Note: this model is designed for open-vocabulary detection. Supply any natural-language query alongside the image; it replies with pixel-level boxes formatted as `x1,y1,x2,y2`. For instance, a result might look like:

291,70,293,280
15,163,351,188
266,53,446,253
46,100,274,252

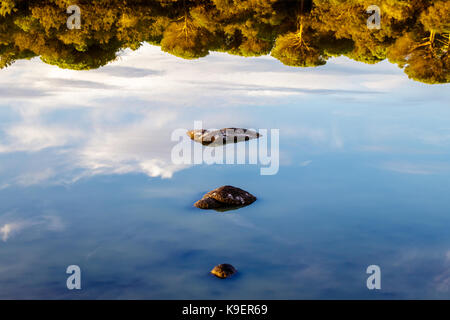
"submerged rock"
210,264,237,279
194,186,257,210
187,128,260,146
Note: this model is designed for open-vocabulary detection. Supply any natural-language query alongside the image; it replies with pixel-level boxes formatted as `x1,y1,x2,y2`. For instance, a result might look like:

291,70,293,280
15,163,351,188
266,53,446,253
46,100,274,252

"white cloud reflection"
0,222,24,241
0,215,64,242
380,161,450,175
0,44,449,187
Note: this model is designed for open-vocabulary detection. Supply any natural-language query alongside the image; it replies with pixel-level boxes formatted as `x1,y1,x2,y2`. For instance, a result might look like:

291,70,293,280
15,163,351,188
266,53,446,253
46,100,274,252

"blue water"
0,45,449,299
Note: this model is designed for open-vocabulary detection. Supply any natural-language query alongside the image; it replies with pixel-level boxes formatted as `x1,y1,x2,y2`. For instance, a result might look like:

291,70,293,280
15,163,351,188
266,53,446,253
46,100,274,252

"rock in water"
205,185,256,206
210,264,237,279
187,128,260,146
194,186,256,210
193,197,223,209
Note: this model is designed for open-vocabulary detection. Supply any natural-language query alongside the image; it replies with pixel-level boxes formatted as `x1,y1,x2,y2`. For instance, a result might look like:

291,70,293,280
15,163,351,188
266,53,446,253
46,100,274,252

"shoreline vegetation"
0,0,449,84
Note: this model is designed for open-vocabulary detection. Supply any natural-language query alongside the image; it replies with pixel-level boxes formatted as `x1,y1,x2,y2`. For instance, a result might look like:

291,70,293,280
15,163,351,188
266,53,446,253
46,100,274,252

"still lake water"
0,44,449,299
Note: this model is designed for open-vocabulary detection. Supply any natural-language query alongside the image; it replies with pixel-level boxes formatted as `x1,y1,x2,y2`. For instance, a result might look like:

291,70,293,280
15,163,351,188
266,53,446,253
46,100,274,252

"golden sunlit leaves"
0,0,448,83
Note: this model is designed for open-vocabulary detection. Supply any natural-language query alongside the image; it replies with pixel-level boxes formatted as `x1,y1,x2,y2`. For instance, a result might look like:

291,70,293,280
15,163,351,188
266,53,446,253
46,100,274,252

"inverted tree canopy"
0,0,449,84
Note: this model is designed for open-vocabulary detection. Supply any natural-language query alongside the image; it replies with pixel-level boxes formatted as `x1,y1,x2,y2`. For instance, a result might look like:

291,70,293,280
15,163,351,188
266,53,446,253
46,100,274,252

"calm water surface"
0,45,449,299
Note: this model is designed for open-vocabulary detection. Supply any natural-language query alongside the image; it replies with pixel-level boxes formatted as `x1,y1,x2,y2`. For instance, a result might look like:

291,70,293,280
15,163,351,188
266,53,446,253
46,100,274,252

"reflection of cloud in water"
0,222,25,241
0,86,50,98
217,214,295,246
0,108,190,185
0,44,448,187
76,110,189,179
380,161,450,175
299,160,312,167
43,78,119,90
0,215,64,242
0,125,84,153
434,251,450,293
94,66,164,78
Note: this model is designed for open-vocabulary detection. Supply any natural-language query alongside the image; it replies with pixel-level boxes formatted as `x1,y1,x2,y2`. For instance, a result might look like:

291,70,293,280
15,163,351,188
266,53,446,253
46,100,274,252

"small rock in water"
194,186,256,209
193,197,223,209
187,128,260,146
210,264,237,279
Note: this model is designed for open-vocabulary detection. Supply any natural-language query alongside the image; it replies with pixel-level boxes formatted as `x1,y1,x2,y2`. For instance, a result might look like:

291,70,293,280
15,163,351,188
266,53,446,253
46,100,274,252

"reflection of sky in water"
0,44,450,298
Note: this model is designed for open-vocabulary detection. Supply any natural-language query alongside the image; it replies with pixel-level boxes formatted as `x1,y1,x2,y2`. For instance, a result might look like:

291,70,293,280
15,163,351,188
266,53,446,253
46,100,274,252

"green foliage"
160,17,217,59
420,0,450,34
271,31,327,67
0,0,448,84
0,0,17,16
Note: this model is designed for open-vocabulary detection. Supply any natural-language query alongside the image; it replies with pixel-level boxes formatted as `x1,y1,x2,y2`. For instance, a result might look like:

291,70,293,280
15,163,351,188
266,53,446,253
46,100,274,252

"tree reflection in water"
0,0,448,84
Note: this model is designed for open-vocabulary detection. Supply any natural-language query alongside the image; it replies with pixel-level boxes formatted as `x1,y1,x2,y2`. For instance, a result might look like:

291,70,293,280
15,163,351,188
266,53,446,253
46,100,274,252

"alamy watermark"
66,265,81,290
366,5,381,30
64,264,381,291
171,121,279,175
366,265,381,290
65,4,379,31
67,5,81,30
